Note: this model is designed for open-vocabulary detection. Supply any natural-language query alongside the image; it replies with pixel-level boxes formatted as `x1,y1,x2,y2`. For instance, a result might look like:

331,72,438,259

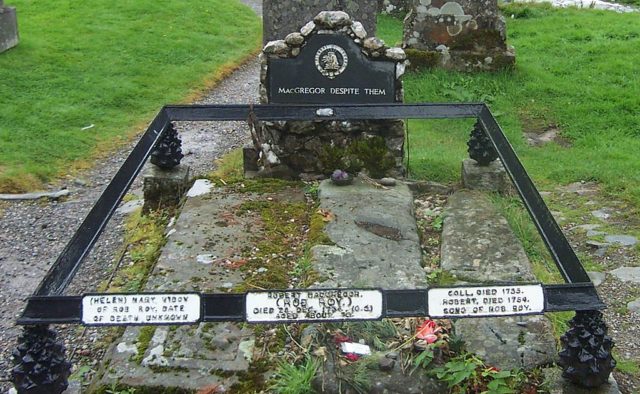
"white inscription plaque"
82,293,201,325
246,289,383,323
428,284,545,318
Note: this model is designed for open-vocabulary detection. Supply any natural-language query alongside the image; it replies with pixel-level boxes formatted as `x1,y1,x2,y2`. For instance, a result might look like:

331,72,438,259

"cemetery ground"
1,2,639,394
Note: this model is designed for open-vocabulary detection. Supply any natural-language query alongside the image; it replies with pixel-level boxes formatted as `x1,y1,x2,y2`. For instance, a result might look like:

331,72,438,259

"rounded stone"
285,32,304,46
379,177,397,186
313,11,351,29
364,37,385,51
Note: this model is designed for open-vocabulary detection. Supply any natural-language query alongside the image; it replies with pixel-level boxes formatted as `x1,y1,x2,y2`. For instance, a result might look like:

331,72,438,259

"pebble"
591,209,612,220
379,357,395,371
379,177,397,186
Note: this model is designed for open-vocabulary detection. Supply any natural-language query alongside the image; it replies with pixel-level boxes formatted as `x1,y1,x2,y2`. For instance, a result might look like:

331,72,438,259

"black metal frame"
12,103,614,392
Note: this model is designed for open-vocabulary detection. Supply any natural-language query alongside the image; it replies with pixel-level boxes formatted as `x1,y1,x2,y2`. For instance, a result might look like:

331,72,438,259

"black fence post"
559,310,616,388
11,325,71,394
467,120,498,166
150,122,184,169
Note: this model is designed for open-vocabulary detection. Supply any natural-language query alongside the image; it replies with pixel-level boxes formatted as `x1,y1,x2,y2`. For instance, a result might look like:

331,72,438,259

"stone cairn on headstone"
402,0,515,71
249,11,408,180
263,0,378,44
0,0,19,53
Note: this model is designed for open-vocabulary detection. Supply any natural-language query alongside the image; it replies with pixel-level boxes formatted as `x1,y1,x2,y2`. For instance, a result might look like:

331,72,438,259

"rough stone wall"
0,1,19,53
263,0,378,44
402,0,514,71
256,11,407,180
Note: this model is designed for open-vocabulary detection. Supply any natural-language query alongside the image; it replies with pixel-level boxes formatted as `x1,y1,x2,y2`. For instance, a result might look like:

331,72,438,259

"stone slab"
455,315,557,370
0,4,18,53
312,177,426,289
462,158,513,194
610,267,640,284
102,187,305,391
441,190,535,282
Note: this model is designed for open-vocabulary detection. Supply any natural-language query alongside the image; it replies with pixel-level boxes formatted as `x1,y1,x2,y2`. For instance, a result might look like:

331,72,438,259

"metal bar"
33,109,172,296
477,106,592,284
164,103,484,122
17,284,602,325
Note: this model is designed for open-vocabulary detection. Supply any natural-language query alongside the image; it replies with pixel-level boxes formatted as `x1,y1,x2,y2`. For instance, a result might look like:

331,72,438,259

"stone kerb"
0,0,19,53
253,11,408,180
402,0,515,71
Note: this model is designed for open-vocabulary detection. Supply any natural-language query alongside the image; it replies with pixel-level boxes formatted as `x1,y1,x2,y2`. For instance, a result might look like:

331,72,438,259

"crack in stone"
488,326,507,345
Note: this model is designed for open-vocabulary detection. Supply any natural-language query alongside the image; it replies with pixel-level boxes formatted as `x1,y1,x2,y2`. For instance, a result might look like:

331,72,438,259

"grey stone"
543,367,620,394
591,209,612,220
405,180,453,195
263,39,288,55
242,144,259,172
0,2,18,53
604,234,638,247
379,356,395,371
610,267,640,284
571,224,601,232
461,159,512,194
379,177,397,186
314,10,351,29
385,47,406,60
300,20,315,36
351,21,367,39
456,315,557,370
587,271,606,287
263,0,377,44
142,164,190,213
364,36,385,51
627,297,640,313
312,178,426,289
557,181,599,196
587,230,606,237
284,32,304,46
441,190,534,282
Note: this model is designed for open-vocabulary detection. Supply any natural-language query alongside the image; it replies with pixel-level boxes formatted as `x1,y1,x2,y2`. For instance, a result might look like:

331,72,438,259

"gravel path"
0,32,260,394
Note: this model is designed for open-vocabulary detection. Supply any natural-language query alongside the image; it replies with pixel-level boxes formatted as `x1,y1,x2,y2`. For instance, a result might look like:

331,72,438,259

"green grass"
0,0,260,192
380,5,640,206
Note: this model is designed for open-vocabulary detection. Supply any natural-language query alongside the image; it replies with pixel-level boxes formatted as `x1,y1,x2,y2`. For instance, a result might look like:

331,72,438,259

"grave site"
2,1,640,394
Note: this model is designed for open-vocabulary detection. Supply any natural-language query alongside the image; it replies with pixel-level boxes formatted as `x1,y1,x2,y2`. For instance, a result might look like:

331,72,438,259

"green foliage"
0,0,260,192
430,354,521,393
350,136,396,178
133,326,156,364
269,356,319,394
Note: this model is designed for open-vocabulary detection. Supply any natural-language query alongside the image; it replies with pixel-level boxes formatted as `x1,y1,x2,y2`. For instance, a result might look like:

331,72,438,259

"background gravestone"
253,11,408,180
402,0,515,71
0,0,19,53
263,0,378,44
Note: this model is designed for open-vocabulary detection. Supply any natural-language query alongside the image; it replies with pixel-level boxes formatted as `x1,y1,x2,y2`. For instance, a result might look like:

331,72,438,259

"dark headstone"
0,1,19,53
402,0,514,71
263,0,378,44
254,11,408,179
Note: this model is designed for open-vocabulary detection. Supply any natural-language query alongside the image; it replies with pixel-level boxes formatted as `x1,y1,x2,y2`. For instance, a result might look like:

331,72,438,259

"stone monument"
263,0,378,44
251,11,408,180
402,0,515,71
0,0,19,53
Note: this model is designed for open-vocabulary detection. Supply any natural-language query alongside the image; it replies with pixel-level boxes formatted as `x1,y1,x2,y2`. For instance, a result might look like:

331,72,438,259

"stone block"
461,158,512,194
242,144,259,172
0,2,19,53
263,0,377,44
402,0,515,71
142,164,190,213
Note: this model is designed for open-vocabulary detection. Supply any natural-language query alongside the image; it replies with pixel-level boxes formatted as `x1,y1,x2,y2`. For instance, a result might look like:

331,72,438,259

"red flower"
344,353,360,361
334,334,350,344
415,319,442,344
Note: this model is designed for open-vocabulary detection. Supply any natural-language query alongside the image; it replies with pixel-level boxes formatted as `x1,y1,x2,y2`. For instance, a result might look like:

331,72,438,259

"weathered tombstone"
402,0,515,71
0,0,19,53
252,11,408,180
263,0,378,44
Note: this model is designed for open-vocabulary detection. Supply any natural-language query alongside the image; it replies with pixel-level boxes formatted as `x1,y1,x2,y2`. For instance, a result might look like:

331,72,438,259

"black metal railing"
11,103,615,393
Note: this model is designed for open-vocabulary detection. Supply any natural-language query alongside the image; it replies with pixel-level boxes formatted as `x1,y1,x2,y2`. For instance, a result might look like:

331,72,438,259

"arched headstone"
252,11,408,180
0,0,19,53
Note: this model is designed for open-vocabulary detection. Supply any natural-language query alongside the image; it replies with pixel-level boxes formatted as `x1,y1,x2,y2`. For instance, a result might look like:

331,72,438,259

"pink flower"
334,334,350,345
344,353,360,361
415,319,442,344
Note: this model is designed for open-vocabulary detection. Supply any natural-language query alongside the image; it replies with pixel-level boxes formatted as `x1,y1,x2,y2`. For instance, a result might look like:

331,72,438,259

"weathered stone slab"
441,190,556,370
402,0,515,71
312,177,426,289
441,190,534,282
263,0,377,44
0,2,19,53
142,164,190,213
461,158,512,194
455,315,557,370
610,267,640,284
102,187,305,391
